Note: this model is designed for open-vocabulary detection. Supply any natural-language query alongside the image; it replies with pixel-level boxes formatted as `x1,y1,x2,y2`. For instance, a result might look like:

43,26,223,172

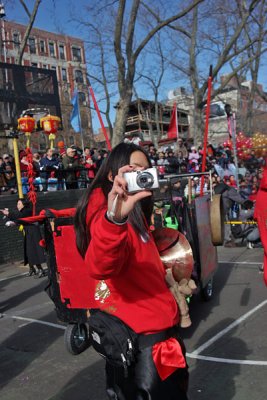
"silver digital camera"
124,167,159,193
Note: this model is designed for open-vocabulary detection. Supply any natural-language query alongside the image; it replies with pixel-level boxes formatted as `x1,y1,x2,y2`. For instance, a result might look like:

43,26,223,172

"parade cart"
154,171,223,301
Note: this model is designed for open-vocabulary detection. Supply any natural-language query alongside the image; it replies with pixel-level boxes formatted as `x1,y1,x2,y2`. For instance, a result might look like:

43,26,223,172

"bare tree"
167,0,264,144
112,0,204,146
17,0,42,65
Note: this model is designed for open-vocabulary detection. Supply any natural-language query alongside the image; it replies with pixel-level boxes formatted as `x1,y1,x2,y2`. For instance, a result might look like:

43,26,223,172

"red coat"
84,156,96,179
84,188,179,333
254,164,267,285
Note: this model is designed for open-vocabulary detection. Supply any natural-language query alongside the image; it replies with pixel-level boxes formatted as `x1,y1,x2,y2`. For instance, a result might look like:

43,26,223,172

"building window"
62,68,67,82
49,42,55,57
51,66,57,77
31,63,38,68
59,44,65,60
13,32,20,48
72,47,82,62
39,39,45,53
75,70,83,84
78,91,86,104
29,37,36,54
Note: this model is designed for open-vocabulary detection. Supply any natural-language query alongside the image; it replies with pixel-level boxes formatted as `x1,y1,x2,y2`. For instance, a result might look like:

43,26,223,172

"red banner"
167,103,178,139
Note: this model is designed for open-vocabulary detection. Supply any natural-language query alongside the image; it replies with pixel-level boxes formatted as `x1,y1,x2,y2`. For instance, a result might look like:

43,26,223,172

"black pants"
105,337,188,400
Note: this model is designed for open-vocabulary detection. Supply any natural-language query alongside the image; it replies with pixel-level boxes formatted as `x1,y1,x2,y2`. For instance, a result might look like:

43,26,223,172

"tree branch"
18,0,42,65
19,0,32,18
133,0,204,62
114,0,127,92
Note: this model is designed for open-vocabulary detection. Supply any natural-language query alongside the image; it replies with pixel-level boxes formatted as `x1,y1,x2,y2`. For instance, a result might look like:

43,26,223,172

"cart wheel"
210,194,224,246
64,323,90,355
201,278,213,301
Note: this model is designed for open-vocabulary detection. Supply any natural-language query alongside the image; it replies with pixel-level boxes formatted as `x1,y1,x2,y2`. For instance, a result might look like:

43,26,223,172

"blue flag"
70,90,81,133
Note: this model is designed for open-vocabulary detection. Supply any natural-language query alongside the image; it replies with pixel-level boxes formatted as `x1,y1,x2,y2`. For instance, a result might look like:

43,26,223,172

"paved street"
0,245,266,400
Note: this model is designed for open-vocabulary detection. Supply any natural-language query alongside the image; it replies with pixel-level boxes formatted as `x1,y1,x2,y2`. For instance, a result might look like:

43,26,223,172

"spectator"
166,150,179,174
83,147,96,185
214,181,252,247
2,165,17,193
156,152,169,178
188,146,200,164
2,154,12,170
0,199,46,278
148,144,158,166
40,148,59,190
62,147,80,189
176,138,188,158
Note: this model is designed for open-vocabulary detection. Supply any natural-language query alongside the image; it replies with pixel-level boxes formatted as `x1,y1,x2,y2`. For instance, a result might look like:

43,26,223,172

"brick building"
0,20,92,152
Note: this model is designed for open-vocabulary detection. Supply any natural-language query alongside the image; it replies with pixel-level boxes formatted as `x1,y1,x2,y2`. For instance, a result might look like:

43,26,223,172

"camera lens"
136,171,154,189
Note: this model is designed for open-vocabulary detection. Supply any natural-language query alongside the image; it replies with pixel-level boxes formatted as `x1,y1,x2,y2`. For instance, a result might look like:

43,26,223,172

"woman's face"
130,151,150,171
17,200,24,211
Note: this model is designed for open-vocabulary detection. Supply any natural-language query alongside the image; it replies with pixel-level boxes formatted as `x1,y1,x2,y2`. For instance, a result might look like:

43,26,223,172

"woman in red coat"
74,142,188,400
254,160,267,284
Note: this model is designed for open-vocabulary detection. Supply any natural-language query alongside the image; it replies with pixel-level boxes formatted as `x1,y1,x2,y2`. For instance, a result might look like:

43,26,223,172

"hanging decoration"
25,147,37,215
18,115,35,147
17,115,37,214
40,115,61,149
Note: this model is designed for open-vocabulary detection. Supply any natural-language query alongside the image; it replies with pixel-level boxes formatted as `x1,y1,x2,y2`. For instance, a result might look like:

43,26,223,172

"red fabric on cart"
53,225,96,308
19,215,47,224
39,208,76,218
19,208,76,224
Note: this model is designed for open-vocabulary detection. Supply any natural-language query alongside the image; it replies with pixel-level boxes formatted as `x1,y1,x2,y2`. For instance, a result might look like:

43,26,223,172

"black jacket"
8,207,46,266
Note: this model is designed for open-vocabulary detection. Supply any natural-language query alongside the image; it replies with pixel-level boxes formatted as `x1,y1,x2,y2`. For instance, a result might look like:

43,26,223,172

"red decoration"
18,116,35,133
25,147,37,216
40,115,60,135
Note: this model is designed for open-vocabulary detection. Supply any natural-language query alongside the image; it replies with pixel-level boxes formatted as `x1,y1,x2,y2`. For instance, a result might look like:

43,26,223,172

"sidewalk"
0,260,28,281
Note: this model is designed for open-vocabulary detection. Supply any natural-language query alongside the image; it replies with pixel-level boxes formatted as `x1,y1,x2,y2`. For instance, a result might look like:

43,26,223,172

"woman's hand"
107,165,152,222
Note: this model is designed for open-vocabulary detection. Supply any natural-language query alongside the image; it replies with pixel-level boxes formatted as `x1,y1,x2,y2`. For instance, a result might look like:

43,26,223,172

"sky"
3,0,267,131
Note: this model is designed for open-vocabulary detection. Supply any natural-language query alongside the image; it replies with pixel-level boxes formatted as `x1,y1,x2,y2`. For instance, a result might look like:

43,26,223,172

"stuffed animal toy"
165,268,197,328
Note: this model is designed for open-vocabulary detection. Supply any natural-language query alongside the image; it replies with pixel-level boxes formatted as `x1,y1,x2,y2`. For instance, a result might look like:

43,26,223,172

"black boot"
27,265,37,277
35,265,46,278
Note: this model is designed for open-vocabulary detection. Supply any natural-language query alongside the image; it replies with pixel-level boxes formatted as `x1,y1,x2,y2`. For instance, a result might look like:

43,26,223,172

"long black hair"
74,142,154,257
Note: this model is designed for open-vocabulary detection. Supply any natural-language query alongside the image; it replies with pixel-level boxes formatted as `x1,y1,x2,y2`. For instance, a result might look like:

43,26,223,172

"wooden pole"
200,65,213,196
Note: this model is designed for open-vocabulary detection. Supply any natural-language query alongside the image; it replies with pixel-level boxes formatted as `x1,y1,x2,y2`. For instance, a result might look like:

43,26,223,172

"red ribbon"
152,337,186,381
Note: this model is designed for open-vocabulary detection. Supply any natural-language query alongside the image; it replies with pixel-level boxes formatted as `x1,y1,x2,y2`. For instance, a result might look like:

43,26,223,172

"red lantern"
18,116,35,133
40,115,61,134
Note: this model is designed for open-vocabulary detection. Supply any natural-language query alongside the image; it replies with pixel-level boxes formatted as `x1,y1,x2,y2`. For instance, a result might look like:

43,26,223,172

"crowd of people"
0,146,109,194
0,138,264,196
